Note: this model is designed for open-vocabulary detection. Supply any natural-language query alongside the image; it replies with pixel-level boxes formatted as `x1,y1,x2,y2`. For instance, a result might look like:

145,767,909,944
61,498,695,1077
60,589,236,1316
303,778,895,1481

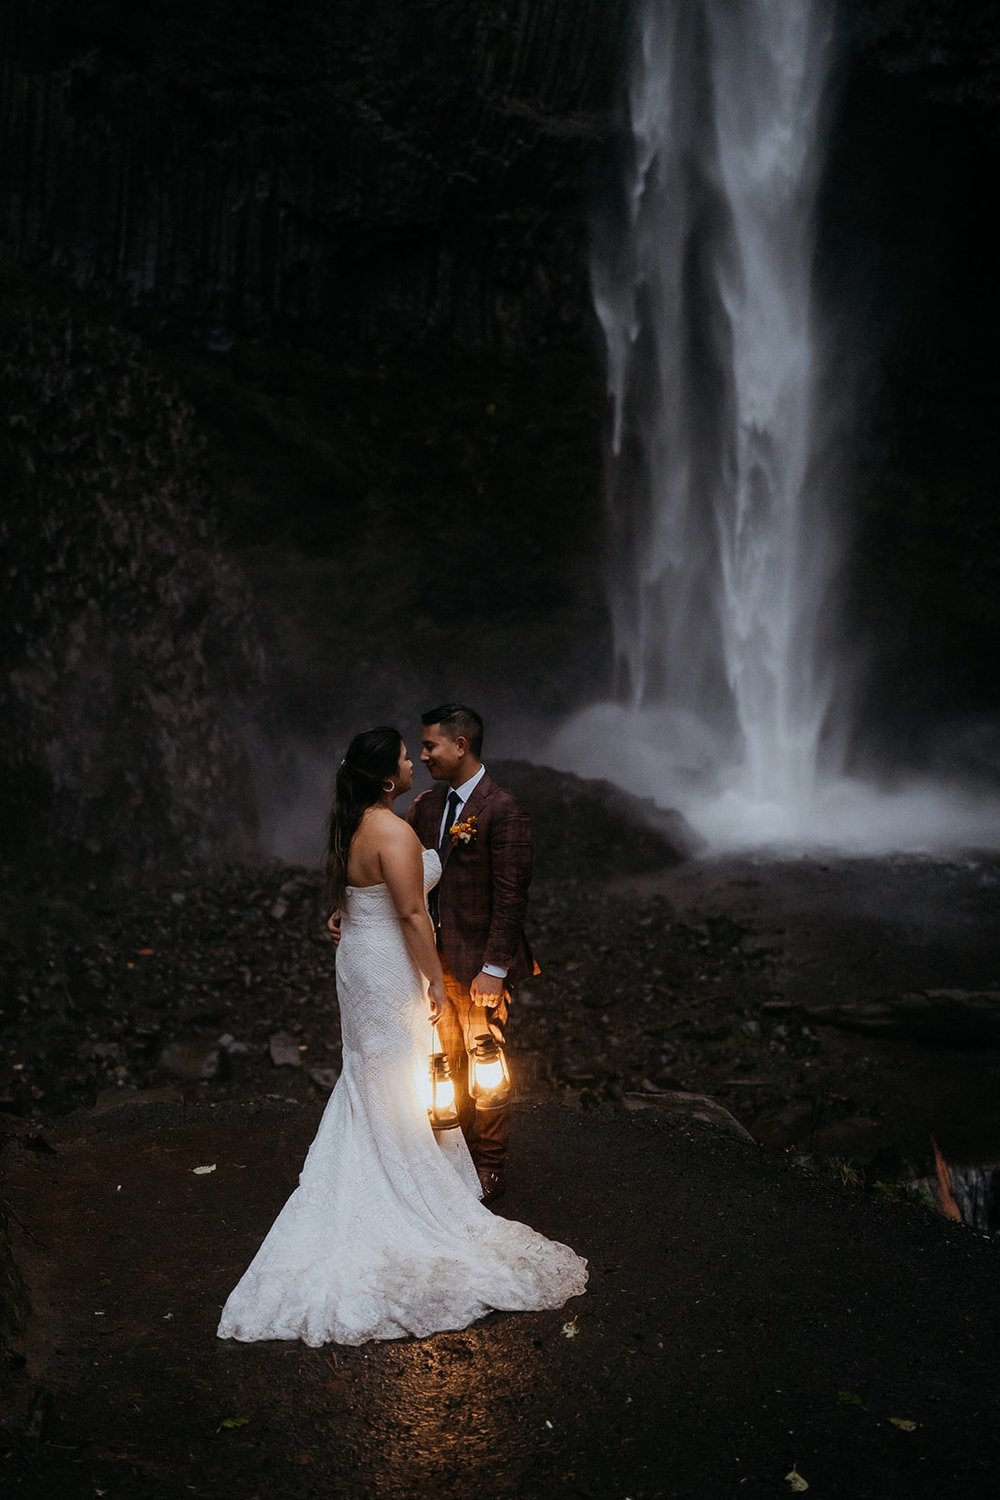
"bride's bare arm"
379,818,445,1021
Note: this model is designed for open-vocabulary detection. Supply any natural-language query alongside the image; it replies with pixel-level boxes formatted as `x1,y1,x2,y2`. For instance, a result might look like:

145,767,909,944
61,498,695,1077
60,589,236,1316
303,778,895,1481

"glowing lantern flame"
434,1074,456,1112
474,1058,505,1092
469,1033,512,1103
427,1051,460,1130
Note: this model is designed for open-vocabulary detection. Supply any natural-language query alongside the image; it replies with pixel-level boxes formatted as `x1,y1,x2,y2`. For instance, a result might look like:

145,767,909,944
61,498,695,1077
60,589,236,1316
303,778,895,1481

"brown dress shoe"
476,1167,506,1205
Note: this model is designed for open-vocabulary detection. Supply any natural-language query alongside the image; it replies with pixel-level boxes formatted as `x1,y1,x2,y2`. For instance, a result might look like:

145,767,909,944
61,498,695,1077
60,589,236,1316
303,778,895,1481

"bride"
217,725,587,1346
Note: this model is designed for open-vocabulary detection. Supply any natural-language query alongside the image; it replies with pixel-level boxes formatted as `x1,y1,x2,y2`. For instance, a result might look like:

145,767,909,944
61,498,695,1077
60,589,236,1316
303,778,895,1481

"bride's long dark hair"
326,725,403,908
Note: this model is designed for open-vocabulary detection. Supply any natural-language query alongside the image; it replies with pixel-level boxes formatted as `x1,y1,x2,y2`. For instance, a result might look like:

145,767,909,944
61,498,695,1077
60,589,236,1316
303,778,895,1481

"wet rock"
13,1125,57,1154
269,1032,304,1069
752,1100,822,1149
739,934,780,959
219,1034,250,1056
87,1043,121,1062
806,1117,882,1160
24,1388,51,1442
491,760,702,882
158,1039,224,1082
90,1086,184,1116
805,989,1000,1046
622,1089,755,1144
308,1067,340,1094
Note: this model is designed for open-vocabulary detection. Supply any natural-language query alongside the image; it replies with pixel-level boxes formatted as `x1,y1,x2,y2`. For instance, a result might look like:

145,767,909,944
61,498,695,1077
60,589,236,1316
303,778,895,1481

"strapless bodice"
344,847,440,927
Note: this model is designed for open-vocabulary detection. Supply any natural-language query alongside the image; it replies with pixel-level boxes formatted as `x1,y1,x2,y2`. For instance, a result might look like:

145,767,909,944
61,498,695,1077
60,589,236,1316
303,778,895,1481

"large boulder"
491,759,700,882
804,989,1000,1048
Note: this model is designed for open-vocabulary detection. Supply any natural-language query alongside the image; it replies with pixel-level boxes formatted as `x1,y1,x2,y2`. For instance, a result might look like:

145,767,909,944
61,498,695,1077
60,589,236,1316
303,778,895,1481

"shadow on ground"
3,1099,999,1498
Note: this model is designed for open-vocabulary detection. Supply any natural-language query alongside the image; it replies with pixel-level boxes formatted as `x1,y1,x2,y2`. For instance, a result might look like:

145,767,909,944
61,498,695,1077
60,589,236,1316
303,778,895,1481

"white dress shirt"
437,764,486,846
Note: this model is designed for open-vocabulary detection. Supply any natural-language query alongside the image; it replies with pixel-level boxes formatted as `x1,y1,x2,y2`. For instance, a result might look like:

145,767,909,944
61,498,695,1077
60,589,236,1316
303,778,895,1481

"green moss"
823,1158,936,1215
871,1179,936,1213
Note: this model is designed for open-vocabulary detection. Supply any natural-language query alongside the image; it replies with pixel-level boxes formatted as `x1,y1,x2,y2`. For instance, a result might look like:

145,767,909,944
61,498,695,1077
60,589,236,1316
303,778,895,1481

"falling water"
608,0,840,796
546,0,1000,850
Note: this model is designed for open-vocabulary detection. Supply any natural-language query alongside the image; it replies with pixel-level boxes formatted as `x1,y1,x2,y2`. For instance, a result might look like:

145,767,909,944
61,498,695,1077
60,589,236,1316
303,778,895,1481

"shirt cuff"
481,963,508,979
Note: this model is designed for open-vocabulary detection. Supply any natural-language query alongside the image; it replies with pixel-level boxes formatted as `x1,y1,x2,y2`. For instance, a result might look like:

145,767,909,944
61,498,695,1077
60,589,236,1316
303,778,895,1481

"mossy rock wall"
0,277,262,873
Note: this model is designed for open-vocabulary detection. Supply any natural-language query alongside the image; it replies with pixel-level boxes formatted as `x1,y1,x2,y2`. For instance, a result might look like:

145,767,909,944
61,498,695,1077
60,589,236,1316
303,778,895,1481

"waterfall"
546,0,1000,851
550,0,856,838
605,0,840,795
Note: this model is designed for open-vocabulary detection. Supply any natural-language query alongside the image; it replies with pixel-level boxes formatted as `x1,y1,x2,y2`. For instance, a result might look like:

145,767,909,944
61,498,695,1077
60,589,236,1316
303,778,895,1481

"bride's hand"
428,976,445,1024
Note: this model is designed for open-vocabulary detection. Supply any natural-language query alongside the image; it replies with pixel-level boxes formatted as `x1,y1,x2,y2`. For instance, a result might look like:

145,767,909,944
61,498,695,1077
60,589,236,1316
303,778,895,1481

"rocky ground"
3,844,999,1189
4,845,1000,1496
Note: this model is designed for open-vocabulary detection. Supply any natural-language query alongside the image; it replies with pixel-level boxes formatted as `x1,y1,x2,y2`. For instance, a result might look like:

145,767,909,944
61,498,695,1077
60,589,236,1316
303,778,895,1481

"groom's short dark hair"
422,703,484,758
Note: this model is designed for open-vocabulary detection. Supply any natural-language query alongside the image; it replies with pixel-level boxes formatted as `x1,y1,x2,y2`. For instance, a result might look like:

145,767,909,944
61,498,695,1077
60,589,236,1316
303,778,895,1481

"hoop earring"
382,779,396,795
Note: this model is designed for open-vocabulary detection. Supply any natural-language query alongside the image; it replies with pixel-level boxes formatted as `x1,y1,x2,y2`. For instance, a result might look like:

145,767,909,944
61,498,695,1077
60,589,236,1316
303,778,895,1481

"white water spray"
549,0,1000,850
606,0,839,802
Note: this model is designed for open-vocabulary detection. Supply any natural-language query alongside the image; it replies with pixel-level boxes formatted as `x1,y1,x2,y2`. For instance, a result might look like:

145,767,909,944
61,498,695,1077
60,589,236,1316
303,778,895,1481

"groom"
409,703,537,1205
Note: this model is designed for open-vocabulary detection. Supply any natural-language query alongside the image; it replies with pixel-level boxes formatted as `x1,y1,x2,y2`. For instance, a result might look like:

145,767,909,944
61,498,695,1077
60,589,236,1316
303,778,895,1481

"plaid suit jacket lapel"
420,786,448,860
458,772,493,827
438,773,493,871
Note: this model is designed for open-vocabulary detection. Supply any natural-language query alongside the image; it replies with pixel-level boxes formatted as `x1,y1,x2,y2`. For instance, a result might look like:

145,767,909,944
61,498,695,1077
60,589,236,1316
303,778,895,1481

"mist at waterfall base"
547,703,1000,854
546,0,1000,857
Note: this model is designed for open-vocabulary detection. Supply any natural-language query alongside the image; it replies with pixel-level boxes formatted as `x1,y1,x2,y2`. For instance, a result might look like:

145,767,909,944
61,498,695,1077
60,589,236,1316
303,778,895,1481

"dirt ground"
622,850,1000,1168
3,1100,1000,1500
3,847,1000,1496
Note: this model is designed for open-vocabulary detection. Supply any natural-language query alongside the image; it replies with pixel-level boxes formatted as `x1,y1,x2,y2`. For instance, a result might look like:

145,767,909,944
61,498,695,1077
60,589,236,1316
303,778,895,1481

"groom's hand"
470,974,508,1042
470,970,504,1006
326,910,342,946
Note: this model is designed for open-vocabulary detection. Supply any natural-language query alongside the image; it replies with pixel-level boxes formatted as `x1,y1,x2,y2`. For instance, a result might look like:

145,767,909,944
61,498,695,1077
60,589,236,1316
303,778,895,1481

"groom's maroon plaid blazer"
408,772,538,991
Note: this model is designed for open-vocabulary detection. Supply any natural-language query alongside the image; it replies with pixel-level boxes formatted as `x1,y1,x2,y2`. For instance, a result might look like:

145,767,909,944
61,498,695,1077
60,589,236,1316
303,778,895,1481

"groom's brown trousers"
436,971,510,1171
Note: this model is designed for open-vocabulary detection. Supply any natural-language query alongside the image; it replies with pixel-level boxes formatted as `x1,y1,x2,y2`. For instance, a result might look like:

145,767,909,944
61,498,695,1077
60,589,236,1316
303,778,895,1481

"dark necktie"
439,791,462,856
430,790,461,930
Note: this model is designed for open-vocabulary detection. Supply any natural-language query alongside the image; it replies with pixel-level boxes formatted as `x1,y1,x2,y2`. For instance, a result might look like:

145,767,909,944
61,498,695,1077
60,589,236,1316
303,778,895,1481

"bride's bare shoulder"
364,807,420,848
347,807,419,886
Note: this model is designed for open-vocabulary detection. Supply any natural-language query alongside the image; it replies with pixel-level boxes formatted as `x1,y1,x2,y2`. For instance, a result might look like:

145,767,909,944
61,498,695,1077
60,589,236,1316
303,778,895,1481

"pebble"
158,1039,223,1082
308,1067,340,1093
269,1032,303,1068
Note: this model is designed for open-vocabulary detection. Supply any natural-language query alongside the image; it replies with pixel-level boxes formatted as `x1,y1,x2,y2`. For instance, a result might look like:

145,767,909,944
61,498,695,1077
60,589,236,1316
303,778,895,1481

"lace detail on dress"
217,848,587,1346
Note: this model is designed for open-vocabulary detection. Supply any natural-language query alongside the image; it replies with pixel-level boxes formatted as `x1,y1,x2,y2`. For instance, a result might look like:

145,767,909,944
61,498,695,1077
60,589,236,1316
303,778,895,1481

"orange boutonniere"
449,814,478,846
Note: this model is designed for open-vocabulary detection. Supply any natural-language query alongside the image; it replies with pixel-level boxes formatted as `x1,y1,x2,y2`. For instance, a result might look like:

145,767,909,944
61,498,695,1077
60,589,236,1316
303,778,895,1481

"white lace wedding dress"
217,848,587,1346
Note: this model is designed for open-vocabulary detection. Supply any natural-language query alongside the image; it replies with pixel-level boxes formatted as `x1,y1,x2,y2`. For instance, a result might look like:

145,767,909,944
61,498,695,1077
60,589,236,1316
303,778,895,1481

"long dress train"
217,848,587,1346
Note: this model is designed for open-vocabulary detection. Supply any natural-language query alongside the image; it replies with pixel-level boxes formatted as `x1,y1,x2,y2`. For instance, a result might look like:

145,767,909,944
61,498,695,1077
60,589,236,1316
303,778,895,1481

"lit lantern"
427,1051,461,1130
468,1033,512,1104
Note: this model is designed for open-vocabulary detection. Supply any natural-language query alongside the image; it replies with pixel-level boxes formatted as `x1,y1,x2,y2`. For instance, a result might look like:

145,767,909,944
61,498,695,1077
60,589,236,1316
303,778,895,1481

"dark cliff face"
1,0,625,349
851,1,1000,116
818,9,1000,756
0,275,261,874
4,0,1000,362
